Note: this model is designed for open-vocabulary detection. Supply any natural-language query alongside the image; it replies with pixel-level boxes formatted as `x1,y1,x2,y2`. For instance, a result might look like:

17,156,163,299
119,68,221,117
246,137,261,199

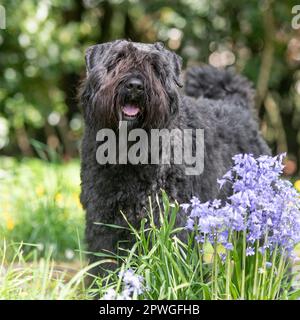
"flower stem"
253,240,259,299
241,228,246,299
213,238,218,300
198,241,203,285
225,231,232,300
267,245,278,299
259,231,269,299
271,249,286,300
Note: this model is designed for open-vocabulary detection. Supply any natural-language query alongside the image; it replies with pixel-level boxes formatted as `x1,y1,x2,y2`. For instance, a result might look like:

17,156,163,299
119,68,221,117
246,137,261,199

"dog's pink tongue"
122,105,140,116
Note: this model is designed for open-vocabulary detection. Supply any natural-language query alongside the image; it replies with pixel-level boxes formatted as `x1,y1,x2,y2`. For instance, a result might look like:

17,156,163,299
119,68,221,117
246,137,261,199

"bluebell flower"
183,153,300,256
185,218,194,230
180,203,190,213
220,253,227,263
121,269,144,295
224,243,234,251
246,247,255,256
266,262,272,269
103,268,145,300
102,288,117,300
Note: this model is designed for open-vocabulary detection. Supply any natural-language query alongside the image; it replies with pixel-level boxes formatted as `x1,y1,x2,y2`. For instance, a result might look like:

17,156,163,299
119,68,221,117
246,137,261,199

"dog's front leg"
85,220,128,278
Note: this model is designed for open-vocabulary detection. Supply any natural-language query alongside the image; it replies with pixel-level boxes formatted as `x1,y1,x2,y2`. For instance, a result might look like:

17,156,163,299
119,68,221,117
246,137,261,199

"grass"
0,241,89,299
0,157,299,299
0,156,84,260
0,157,92,299
92,192,300,300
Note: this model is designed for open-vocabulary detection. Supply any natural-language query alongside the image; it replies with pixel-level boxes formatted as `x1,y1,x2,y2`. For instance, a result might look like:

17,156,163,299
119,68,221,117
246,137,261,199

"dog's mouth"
121,104,141,120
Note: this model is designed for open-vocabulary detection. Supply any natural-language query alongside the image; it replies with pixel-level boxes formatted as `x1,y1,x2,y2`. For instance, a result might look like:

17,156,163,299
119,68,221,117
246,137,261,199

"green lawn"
0,157,84,260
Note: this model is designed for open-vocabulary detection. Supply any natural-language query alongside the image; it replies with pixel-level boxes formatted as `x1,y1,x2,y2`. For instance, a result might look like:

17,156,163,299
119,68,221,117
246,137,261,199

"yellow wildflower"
294,180,300,192
6,216,15,231
55,193,63,203
73,193,82,209
35,186,45,197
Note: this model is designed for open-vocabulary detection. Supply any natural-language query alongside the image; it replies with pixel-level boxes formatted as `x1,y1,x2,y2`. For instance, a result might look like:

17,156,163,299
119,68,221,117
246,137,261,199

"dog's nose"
126,78,144,92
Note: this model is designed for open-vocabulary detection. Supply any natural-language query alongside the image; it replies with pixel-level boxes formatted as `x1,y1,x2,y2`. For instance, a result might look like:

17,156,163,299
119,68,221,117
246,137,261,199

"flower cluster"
183,154,300,255
102,269,144,300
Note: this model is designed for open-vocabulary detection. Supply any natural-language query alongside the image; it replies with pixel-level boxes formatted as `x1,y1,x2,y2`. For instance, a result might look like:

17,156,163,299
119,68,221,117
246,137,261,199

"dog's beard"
85,83,176,132
85,68,175,130
96,87,170,131
110,86,145,130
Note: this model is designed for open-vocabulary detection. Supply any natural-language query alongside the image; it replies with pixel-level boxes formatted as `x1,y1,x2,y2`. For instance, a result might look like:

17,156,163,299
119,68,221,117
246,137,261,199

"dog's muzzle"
121,77,144,121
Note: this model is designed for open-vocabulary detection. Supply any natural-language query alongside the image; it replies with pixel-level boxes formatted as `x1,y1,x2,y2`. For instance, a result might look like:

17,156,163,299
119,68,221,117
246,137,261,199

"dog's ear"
154,42,183,87
172,52,182,87
85,42,113,74
171,52,183,87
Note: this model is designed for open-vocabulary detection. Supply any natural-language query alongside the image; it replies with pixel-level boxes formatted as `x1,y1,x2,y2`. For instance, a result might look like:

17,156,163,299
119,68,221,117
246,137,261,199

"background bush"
0,0,299,179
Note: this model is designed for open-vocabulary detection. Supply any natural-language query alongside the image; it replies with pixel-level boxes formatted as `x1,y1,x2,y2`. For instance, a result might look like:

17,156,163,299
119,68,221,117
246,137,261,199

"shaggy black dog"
79,40,270,273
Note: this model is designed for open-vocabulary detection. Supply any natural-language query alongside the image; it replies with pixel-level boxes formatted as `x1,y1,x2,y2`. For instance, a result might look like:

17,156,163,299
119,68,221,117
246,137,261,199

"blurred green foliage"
0,156,84,259
0,0,299,174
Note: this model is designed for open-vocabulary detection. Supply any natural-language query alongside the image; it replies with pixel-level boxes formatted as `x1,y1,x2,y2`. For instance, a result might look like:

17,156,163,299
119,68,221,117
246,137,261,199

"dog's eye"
106,63,115,72
114,52,126,65
151,62,167,81
106,52,126,72
151,63,161,76
116,52,125,60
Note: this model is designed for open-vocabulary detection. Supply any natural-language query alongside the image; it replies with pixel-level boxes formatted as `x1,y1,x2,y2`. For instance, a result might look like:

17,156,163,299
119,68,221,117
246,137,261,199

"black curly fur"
79,40,270,274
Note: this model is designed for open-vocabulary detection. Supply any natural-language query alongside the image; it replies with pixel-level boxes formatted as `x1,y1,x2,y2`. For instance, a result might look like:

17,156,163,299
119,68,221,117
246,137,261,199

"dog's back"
184,65,255,110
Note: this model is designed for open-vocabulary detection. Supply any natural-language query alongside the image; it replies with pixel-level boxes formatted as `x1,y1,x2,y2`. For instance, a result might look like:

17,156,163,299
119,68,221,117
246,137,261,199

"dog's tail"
184,65,255,108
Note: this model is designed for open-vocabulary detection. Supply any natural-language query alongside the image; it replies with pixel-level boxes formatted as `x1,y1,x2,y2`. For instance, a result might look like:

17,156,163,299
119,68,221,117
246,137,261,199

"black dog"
79,40,270,273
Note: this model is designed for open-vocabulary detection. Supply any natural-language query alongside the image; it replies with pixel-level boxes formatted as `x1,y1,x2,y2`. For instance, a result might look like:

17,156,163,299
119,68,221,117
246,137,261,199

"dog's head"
79,40,182,130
